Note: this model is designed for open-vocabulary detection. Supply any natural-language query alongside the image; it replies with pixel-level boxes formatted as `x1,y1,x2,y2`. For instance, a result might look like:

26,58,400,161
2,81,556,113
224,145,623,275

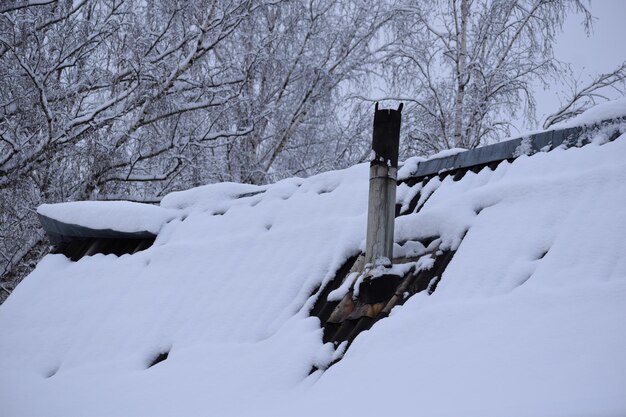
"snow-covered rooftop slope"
1,121,626,416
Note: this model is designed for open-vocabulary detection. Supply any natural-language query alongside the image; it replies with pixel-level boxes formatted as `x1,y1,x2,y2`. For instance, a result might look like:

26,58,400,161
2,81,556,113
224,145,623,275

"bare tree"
211,0,397,184
383,0,593,153
0,0,397,301
0,0,264,299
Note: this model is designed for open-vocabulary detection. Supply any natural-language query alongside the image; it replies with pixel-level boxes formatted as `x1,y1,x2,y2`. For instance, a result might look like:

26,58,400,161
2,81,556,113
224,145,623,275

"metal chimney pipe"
364,102,403,267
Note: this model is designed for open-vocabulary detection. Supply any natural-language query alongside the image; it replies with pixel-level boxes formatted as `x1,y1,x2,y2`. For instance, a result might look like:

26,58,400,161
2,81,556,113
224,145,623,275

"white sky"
531,0,626,127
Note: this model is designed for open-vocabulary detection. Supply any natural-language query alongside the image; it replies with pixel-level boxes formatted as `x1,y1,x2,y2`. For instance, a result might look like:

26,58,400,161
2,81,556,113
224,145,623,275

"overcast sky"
532,0,626,127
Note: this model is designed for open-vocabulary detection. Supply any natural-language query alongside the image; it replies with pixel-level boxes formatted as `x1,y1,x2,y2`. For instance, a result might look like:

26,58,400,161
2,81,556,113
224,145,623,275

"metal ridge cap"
403,116,625,180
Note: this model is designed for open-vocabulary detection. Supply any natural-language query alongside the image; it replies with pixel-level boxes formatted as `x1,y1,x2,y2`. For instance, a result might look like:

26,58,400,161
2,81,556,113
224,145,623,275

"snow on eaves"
38,201,178,235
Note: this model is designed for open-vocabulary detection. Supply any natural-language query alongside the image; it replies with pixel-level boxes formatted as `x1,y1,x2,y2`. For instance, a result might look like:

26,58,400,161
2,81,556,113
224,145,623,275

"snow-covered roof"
1,107,626,416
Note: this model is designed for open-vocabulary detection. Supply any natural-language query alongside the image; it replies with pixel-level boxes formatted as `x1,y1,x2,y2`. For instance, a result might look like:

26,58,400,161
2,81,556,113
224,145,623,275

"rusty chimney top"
364,102,403,267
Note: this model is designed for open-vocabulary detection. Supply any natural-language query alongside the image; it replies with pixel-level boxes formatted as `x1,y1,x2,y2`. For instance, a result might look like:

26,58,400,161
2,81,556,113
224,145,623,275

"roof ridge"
401,116,625,181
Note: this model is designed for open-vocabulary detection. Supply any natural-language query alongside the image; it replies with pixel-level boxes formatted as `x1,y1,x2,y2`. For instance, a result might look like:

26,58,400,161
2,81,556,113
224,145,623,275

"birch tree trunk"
453,0,469,148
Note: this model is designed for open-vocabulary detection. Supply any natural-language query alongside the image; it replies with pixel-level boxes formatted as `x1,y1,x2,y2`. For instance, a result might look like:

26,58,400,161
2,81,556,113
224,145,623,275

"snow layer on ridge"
555,97,626,128
398,147,467,180
38,201,178,234
2,121,626,417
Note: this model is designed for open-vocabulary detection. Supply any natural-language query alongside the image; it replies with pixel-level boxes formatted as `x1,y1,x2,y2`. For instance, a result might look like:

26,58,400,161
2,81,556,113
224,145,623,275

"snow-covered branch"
544,63,626,129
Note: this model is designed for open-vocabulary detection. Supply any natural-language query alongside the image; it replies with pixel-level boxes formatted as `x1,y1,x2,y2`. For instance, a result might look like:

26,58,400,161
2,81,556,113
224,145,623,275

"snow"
1,164,369,417
398,148,467,179
492,98,626,145
555,97,626,128
297,279,626,417
2,117,626,416
428,147,468,159
513,135,533,157
327,271,358,302
37,201,178,235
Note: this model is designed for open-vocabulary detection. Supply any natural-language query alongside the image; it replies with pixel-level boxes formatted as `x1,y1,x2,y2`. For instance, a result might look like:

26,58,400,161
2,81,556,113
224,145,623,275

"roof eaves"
38,212,156,245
